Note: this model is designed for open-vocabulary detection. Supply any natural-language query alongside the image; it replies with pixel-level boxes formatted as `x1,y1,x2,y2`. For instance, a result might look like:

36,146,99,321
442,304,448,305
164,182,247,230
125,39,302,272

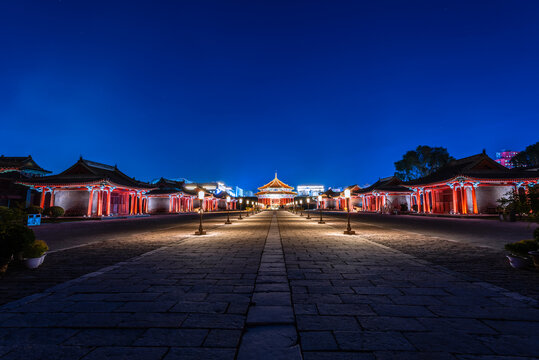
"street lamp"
306,197,311,219
195,190,206,235
343,189,355,235
238,198,243,220
318,195,325,224
225,196,231,224
246,200,250,217
300,200,303,216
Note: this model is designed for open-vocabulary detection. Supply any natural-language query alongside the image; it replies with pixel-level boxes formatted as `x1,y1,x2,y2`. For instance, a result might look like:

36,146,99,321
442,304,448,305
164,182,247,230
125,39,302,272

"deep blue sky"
2,1,539,191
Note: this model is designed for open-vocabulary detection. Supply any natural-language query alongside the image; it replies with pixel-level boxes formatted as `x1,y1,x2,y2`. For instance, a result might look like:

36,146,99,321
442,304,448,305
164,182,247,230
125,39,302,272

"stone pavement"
0,215,231,306
319,212,539,301
0,210,538,359
279,211,539,359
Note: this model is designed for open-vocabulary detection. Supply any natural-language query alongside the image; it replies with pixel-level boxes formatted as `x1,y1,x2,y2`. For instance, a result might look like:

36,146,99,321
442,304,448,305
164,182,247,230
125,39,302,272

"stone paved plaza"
0,211,538,359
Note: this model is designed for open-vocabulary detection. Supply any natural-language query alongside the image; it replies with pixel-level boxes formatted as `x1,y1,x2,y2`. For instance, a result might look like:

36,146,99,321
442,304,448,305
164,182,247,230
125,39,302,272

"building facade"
256,174,296,208
0,155,50,208
19,158,155,217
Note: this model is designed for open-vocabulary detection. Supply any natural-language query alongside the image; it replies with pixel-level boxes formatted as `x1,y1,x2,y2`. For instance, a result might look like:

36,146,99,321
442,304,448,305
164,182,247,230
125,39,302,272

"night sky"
2,1,539,191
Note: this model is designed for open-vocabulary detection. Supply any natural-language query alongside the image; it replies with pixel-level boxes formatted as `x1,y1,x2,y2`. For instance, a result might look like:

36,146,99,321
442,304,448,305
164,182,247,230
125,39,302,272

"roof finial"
275,170,277,179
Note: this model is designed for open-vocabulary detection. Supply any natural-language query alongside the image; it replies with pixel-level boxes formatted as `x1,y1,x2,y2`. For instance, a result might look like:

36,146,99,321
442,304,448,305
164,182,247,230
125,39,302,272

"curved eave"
406,175,539,189
258,178,294,190
17,179,156,191
256,191,297,196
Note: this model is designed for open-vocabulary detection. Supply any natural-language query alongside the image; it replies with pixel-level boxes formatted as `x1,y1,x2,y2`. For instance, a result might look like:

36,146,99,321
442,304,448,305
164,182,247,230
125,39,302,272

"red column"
425,190,431,213
461,187,468,214
39,189,46,209
451,186,458,214
49,189,55,208
87,189,94,217
106,190,111,216
138,193,142,214
471,186,478,214
96,190,103,216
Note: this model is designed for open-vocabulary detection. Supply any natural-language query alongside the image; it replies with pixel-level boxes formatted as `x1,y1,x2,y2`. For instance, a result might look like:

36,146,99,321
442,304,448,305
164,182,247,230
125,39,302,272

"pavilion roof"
404,153,538,186
258,174,294,190
146,177,186,195
356,176,411,194
17,157,154,190
0,155,50,175
255,190,297,196
321,189,342,198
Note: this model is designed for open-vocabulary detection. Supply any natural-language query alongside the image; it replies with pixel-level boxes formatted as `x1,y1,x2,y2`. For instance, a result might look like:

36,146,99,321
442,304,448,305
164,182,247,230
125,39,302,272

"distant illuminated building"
297,185,324,196
495,150,519,169
256,173,296,207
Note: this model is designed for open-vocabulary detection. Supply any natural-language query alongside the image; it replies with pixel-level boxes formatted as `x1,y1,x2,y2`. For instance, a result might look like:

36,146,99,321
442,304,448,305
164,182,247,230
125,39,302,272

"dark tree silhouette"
511,142,539,168
394,145,454,181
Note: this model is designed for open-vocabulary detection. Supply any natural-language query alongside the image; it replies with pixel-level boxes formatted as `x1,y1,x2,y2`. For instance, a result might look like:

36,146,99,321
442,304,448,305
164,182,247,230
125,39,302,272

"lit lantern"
317,195,324,224
225,195,231,224
195,190,206,235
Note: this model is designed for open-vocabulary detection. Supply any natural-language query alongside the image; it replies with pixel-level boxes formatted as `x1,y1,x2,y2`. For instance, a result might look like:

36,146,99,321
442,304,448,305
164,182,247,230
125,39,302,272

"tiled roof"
321,189,342,198
258,174,294,190
0,155,50,174
255,190,297,196
18,158,154,189
403,153,536,186
357,176,411,194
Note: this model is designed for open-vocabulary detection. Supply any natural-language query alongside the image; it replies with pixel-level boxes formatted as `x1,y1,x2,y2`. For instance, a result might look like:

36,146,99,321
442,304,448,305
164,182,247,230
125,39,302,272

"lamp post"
238,198,243,219
195,190,206,235
318,195,325,224
246,200,250,217
343,189,355,234
306,198,311,219
300,200,303,216
225,196,231,224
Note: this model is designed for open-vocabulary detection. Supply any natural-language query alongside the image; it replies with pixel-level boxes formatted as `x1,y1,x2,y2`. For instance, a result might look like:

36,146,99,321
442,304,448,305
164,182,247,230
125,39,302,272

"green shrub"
43,206,65,218
0,224,36,258
22,240,48,258
504,239,539,257
0,206,25,225
25,206,43,215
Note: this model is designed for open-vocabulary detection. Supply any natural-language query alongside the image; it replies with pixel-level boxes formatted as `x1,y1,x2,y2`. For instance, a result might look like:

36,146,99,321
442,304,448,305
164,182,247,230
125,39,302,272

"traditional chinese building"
256,174,296,208
318,189,344,210
0,155,50,208
356,177,411,213
146,178,195,214
18,157,155,217
404,152,539,215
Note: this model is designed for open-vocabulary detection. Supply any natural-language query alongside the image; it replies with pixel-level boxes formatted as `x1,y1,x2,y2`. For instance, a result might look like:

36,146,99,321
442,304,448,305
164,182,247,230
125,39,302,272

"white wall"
476,186,513,213
53,190,90,216
386,194,410,210
148,197,170,214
